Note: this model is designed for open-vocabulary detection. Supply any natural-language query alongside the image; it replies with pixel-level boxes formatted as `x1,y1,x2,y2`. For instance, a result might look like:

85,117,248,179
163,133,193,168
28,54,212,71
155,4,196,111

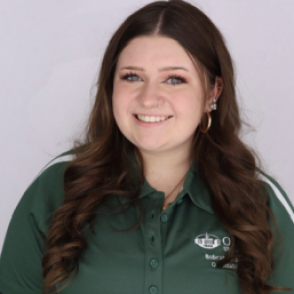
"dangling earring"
158,103,161,108
199,112,212,133
210,98,217,110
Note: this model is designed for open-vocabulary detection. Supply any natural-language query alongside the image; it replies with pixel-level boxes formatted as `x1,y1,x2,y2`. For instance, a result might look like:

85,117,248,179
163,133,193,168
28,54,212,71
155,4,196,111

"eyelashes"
121,72,142,82
120,72,187,85
166,75,186,85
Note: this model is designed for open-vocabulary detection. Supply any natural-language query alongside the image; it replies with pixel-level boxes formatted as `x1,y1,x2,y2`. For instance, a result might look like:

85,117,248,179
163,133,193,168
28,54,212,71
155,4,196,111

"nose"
137,81,163,109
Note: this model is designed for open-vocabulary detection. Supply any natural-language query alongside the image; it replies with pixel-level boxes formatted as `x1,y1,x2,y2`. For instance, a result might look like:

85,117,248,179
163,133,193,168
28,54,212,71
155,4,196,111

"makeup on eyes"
121,72,141,81
120,72,187,85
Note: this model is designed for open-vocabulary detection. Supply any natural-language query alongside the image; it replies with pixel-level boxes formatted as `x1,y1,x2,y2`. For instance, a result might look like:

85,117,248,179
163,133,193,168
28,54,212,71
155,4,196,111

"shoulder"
37,150,75,179
257,174,294,286
15,151,75,234
257,171,294,227
0,151,75,293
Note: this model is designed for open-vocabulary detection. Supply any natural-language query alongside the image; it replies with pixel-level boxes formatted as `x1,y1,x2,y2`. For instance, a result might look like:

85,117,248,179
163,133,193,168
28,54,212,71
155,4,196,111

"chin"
133,142,166,153
136,145,162,153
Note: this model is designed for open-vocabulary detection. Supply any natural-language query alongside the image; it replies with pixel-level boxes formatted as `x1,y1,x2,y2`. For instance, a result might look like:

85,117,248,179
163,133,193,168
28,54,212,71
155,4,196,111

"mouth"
135,114,171,123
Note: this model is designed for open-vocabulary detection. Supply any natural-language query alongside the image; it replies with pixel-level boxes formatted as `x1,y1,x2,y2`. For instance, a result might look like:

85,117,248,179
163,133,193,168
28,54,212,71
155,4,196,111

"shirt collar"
182,164,214,214
137,159,214,215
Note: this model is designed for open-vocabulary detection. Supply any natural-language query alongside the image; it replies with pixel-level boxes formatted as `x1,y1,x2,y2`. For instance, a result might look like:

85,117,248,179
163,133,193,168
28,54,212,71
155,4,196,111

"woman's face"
112,36,213,156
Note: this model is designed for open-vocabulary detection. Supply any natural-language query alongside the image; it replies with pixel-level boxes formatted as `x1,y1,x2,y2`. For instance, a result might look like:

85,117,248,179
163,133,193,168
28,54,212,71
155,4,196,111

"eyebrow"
120,66,189,72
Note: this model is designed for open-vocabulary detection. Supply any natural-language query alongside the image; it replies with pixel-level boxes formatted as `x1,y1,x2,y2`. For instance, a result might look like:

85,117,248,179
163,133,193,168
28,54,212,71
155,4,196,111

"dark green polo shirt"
0,153,293,294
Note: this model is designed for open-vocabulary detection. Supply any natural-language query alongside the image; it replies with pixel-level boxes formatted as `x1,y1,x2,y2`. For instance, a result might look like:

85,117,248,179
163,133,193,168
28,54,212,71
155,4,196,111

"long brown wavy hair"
42,1,291,293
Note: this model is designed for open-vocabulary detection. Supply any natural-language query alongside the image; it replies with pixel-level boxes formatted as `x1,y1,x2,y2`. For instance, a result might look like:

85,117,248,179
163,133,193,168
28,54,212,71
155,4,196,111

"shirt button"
150,258,159,269
177,199,183,204
160,214,168,223
149,286,158,294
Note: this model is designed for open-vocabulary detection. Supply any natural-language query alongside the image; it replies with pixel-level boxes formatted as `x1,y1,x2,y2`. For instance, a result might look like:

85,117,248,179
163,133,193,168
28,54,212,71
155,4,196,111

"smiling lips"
136,114,170,123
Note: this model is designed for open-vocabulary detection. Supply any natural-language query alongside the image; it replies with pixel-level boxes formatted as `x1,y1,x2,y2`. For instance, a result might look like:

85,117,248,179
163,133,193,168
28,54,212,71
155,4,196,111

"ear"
205,76,223,112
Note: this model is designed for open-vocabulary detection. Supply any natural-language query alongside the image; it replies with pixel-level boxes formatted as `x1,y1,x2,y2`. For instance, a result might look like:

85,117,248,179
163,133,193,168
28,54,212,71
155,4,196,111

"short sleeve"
0,159,69,294
258,173,294,289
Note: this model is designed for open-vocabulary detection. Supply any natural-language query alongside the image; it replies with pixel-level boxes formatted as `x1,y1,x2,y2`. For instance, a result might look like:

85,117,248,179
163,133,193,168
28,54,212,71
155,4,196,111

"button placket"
143,192,164,294
160,214,168,223
149,285,158,294
150,258,159,269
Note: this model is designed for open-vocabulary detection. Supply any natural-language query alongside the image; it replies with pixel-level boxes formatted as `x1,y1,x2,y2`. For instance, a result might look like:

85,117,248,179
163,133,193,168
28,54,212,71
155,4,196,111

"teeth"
137,115,168,123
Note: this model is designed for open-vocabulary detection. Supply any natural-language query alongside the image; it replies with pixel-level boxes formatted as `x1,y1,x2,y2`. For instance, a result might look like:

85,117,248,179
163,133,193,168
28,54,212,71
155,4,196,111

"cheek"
112,85,124,113
112,93,122,126
112,86,133,129
176,94,206,133
177,92,205,116
112,83,132,107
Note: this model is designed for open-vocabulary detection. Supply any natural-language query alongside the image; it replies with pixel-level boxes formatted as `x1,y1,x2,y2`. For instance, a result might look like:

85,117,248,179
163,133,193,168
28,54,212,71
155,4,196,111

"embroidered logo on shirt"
222,236,231,252
194,232,221,249
205,254,224,260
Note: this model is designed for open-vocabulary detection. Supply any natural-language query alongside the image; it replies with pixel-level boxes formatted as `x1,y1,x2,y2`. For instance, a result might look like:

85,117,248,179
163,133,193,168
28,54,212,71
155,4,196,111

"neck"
138,148,192,196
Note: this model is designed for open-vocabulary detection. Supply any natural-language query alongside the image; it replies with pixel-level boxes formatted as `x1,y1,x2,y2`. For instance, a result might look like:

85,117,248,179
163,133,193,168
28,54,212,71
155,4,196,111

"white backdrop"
0,0,293,250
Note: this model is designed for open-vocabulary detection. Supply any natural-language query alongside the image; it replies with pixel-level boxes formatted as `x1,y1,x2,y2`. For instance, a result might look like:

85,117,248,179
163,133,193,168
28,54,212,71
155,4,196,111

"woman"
0,0,293,293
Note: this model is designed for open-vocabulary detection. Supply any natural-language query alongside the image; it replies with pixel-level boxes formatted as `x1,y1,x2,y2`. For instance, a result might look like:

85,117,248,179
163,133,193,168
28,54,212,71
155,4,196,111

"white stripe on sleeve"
258,174,294,224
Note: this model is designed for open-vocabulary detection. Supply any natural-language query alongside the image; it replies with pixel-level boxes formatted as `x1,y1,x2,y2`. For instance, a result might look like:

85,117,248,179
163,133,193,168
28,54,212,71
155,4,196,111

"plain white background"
0,0,293,250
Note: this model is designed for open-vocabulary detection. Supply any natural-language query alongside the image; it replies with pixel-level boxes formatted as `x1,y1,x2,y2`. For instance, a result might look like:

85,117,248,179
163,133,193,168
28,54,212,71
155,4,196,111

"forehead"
116,36,197,71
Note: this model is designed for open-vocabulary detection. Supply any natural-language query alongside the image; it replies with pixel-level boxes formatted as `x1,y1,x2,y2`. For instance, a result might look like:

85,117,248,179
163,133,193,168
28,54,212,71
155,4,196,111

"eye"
121,72,142,82
166,76,186,85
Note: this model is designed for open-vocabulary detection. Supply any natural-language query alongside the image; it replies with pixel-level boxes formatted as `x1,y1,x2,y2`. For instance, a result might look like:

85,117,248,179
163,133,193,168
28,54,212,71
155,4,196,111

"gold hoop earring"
199,112,212,133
